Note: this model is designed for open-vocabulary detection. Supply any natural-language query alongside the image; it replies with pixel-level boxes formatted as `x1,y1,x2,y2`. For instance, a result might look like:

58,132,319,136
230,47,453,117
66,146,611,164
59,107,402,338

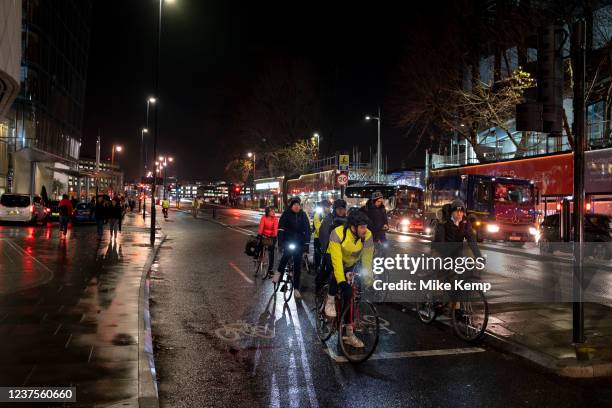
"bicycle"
253,236,274,279
370,240,390,303
415,278,488,342
315,271,380,363
273,249,294,304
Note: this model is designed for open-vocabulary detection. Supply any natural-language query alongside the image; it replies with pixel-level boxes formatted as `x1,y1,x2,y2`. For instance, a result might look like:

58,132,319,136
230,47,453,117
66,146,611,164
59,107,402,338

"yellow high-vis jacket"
313,212,323,238
327,225,374,284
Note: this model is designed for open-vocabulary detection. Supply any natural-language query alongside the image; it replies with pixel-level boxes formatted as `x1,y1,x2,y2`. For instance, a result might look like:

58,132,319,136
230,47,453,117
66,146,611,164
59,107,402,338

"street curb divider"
138,231,167,408
396,303,612,378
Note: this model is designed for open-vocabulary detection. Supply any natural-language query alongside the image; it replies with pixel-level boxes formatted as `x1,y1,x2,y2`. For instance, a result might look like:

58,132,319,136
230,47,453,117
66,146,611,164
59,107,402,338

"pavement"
147,206,612,407
0,211,163,407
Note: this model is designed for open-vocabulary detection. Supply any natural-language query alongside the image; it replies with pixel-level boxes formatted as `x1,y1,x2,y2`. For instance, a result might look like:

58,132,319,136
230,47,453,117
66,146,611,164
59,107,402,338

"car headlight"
529,227,538,236
425,227,432,234
400,218,410,225
486,224,500,233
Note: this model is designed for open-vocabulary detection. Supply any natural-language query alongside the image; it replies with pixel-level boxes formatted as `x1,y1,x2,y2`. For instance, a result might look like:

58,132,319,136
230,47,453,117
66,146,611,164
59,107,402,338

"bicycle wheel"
339,300,379,363
452,290,488,342
283,273,294,303
315,285,334,342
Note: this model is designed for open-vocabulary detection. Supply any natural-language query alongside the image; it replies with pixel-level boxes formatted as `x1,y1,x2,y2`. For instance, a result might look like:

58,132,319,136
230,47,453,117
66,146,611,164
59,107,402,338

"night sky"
83,0,440,182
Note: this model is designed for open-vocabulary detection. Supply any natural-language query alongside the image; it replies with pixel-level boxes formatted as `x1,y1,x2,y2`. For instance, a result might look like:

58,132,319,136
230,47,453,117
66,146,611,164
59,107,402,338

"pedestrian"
108,197,122,239
58,193,73,238
94,196,106,238
129,198,135,212
118,195,127,232
274,197,311,300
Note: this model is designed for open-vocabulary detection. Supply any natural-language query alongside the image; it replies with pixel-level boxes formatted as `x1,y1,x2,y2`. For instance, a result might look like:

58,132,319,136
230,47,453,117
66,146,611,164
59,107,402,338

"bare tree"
265,139,317,176
224,158,252,184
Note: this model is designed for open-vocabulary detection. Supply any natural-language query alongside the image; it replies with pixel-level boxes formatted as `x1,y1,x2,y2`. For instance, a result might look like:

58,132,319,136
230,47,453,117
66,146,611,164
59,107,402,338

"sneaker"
342,326,364,348
272,272,281,283
294,289,302,300
324,295,336,317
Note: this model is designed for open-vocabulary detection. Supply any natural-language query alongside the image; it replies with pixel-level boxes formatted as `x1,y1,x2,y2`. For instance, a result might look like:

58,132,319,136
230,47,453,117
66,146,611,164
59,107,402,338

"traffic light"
234,185,241,194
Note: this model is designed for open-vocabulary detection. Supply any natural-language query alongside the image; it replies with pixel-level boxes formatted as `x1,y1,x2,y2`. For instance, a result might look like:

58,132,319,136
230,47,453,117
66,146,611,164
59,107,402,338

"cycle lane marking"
229,262,254,284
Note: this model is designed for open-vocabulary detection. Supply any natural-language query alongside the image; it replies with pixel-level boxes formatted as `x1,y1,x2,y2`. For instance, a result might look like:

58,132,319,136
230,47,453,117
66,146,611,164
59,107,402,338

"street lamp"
150,0,175,245
312,132,320,158
111,144,123,165
365,108,382,183
247,152,255,203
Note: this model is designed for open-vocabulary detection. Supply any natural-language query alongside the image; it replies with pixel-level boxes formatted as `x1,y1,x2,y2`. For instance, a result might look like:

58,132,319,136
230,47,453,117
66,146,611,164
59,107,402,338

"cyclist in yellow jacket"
313,200,331,272
325,208,374,348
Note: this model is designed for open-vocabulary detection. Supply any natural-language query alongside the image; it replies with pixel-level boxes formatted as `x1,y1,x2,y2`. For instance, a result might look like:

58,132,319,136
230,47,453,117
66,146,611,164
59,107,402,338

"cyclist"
432,199,483,317
312,200,331,273
360,191,389,244
161,198,170,218
274,197,311,300
315,199,347,292
257,206,279,277
325,208,374,348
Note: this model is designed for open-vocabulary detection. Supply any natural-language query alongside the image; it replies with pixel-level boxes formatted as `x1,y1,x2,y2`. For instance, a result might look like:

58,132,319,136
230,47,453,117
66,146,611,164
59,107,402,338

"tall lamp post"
312,132,320,159
150,0,174,245
365,108,382,183
247,152,255,203
110,145,122,197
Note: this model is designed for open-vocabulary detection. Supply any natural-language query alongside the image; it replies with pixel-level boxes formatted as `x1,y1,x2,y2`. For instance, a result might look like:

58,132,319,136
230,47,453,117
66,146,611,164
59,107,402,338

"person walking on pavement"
118,195,127,232
274,197,311,300
312,200,331,273
58,194,73,238
95,196,106,238
108,197,122,240
192,196,200,218
257,206,279,277
360,191,389,244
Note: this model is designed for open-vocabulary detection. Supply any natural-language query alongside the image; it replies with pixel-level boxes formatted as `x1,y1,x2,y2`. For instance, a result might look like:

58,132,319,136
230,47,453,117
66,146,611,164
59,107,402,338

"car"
72,202,96,224
0,193,49,225
388,208,425,233
48,200,61,221
539,213,611,260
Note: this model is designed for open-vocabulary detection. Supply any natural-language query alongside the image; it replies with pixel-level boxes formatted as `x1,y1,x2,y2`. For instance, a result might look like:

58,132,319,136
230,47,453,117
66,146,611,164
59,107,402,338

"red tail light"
44,207,50,213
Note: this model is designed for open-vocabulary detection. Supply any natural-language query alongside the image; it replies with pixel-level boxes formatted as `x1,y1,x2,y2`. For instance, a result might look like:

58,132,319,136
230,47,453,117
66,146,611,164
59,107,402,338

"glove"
339,281,351,296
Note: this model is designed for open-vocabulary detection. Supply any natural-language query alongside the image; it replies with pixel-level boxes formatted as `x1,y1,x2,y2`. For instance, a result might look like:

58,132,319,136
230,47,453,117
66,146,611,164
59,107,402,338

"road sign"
339,155,350,171
336,171,349,186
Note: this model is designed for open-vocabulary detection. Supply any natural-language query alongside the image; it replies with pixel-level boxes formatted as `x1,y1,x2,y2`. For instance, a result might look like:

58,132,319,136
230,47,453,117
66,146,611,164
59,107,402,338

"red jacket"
59,198,73,216
258,215,279,237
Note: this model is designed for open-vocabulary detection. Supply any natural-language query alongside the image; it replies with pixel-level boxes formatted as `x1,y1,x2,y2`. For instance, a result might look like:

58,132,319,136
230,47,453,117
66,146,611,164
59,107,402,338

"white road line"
228,262,254,284
325,346,486,363
4,239,53,273
270,373,280,408
287,304,319,408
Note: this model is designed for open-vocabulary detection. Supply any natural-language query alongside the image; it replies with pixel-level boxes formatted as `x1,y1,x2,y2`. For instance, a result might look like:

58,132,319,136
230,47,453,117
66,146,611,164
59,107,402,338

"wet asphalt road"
150,208,612,408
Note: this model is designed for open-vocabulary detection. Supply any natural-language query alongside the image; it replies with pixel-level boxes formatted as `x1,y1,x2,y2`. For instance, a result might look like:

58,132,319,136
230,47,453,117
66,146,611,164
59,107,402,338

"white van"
0,194,49,225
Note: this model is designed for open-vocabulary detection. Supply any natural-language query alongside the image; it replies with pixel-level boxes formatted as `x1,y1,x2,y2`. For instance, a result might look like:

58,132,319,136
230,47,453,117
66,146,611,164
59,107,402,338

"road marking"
324,346,486,363
287,304,319,408
228,262,254,284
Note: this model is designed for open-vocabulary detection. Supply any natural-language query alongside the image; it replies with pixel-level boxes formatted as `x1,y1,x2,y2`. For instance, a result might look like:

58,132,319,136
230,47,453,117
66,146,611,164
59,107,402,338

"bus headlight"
425,227,432,235
486,224,500,233
529,227,538,236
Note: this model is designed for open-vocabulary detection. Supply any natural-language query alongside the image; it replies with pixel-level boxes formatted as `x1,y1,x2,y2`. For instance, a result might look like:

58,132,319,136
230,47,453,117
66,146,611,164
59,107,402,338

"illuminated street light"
364,109,382,183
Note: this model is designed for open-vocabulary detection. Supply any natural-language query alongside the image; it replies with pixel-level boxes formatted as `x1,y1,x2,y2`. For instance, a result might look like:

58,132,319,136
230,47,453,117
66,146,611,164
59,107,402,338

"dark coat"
278,208,311,247
432,219,482,258
360,199,388,241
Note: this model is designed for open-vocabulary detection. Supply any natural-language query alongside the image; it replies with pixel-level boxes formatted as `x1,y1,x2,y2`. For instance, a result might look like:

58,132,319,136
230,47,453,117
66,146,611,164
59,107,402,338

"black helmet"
449,199,466,213
347,207,370,227
332,199,347,211
371,191,384,201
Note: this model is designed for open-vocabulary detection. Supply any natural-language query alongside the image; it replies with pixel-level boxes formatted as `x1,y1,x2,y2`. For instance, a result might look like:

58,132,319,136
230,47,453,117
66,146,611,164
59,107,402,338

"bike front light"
486,224,500,233
315,207,322,214
288,243,296,251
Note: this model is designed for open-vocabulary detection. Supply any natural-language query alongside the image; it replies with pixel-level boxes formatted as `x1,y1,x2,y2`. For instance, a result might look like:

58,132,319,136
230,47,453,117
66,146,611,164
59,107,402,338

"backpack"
244,238,260,258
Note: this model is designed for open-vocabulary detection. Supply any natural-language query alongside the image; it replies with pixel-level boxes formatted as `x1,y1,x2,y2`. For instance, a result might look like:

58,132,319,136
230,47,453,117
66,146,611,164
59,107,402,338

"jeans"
313,238,322,271
96,219,105,236
108,218,119,238
59,216,69,234
277,247,303,290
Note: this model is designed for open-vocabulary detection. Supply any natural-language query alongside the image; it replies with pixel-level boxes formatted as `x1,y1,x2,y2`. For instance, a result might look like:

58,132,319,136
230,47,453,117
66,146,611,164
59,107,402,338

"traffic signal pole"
571,19,586,345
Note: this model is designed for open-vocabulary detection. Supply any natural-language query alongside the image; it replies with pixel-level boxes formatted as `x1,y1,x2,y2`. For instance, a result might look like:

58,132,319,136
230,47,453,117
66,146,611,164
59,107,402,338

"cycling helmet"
347,207,370,227
332,199,347,210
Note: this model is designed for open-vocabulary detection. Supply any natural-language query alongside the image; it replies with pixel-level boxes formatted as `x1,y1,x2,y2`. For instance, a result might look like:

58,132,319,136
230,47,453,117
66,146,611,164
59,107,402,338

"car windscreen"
1,195,31,207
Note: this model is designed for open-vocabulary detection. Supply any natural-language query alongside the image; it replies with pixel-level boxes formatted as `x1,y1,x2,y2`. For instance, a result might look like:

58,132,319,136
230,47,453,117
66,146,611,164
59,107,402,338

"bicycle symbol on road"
214,320,275,342
362,315,396,335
